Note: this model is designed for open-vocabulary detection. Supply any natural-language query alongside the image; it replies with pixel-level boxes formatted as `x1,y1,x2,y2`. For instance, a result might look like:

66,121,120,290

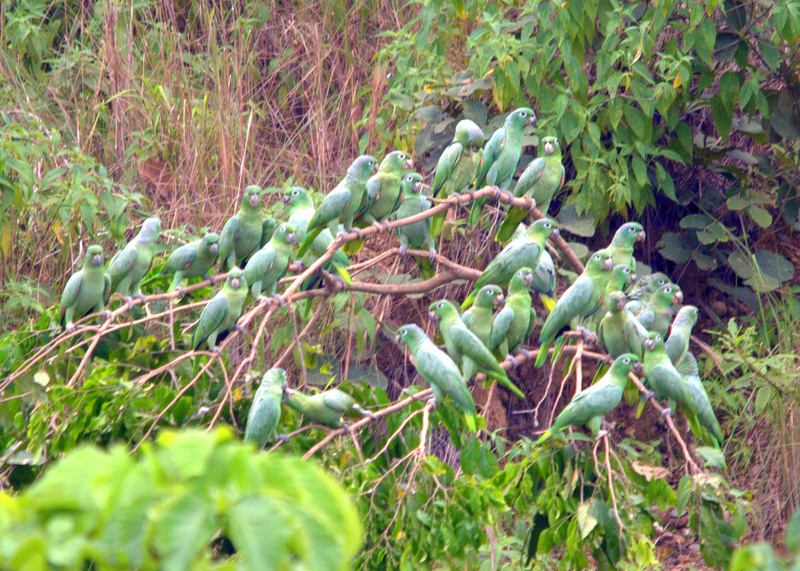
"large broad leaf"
557,203,596,237
152,492,217,571
657,232,692,264
228,495,290,571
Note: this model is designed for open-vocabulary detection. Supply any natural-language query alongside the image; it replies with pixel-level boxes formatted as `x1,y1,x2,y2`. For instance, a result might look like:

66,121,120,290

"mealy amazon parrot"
665,305,698,366
489,267,536,364
536,248,614,367
243,222,297,301
627,272,672,312
395,324,477,432
106,217,161,305
461,218,558,309
429,119,485,238
586,264,636,330
536,353,642,444
296,155,378,257
59,245,111,332
642,331,697,418
244,368,288,448
218,185,276,270
162,232,220,295
429,300,525,399
495,135,565,243
607,221,646,270
192,267,248,352
634,283,683,337
461,284,504,349
358,150,415,227
468,107,537,225
676,350,725,449
282,186,351,285
598,291,648,359
282,386,375,429
393,172,436,279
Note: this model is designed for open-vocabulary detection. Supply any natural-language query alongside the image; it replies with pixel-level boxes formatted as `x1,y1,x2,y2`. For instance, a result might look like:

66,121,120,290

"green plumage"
429,300,525,399
243,223,297,300
192,268,248,351
665,305,698,366
676,351,725,449
59,245,110,331
496,136,564,242
469,107,537,224
587,264,636,330
536,354,641,444
360,150,414,225
489,267,536,359
296,155,377,257
461,284,504,349
634,284,683,337
106,217,161,301
598,291,648,359
283,387,374,429
642,332,697,418
395,324,477,432
608,222,645,270
162,232,219,293
393,172,436,279
462,218,557,309
244,368,287,447
218,186,275,270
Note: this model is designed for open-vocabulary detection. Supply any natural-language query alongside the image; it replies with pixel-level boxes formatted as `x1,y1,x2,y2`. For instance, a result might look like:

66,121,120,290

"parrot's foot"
272,294,285,306
123,296,135,310
398,244,409,257
352,227,364,240
506,354,519,368
174,285,185,298
425,397,439,410
212,346,223,356
256,295,270,304
133,292,147,305
576,326,598,346
596,428,609,439
660,407,672,417
365,410,377,421
275,434,290,444
232,324,245,335
451,192,464,205
203,274,216,287
644,391,657,401
372,220,391,233
428,248,437,262
512,348,532,366
65,322,76,334
100,310,113,323
525,196,538,213
293,260,305,272
498,189,514,203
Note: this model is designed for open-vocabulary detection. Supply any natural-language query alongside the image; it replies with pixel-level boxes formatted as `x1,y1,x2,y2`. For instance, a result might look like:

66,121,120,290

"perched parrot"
665,305,699,366
218,186,275,270
244,223,297,301
359,150,415,227
634,284,683,337
642,331,697,418
106,217,161,304
536,249,614,367
244,368,288,448
489,267,536,363
536,353,642,444
395,324,477,432
296,155,378,257
469,107,537,225
461,218,558,309
192,267,248,351
586,264,636,330
607,222,646,270
495,136,565,243
676,350,725,449
429,119,485,237
282,186,351,285
598,291,647,359
162,232,220,294
283,386,375,429
531,248,558,313
429,300,525,399
461,284,504,349
59,245,111,332
625,272,674,314
393,172,436,279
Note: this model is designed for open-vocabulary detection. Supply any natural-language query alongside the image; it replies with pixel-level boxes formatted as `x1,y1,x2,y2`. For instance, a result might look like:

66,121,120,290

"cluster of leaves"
0,428,363,570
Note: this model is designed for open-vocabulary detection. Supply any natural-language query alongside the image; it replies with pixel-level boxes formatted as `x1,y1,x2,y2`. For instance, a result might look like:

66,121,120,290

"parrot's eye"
623,357,630,364
293,190,298,195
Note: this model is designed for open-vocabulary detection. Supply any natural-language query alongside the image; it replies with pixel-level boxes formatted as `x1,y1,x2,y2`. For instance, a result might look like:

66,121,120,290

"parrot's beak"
544,141,554,155
637,230,646,242
550,227,560,238
494,294,505,309
673,290,684,304
644,338,655,352
428,311,439,322
403,158,415,170
412,182,423,194
615,296,627,310
282,194,291,204
632,361,643,375
231,277,241,289
628,272,636,285
523,271,533,287
602,257,613,271
282,385,292,399
527,115,538,128
209,243,219,255
287,232,296,244
92,253,102,266
250,193,260,208
394,334,402,345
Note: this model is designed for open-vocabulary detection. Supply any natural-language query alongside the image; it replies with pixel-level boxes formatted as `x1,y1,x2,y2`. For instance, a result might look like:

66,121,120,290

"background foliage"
2,0,800,568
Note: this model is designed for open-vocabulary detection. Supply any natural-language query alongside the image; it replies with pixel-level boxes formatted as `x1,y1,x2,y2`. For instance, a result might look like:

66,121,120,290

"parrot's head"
244,185,262,209
401,173,424,195
428,300,456,322
476,285,504,309
349,155,378,179
203,233,220,255
455,119,486,149
542,136,559,156
507,107,537,130
87,245,103,267
395,324,422,348
656,284,682,306
227,267,244,290
276,223,297,245
609,290,627,311
677,305,699,328
512,267,533,289
611,265,634,286
264,367,288,390
283,186,311,207
140,218,161,240
614,222,646,246
530,218,558,240
643,332,662,353
614,353,641,375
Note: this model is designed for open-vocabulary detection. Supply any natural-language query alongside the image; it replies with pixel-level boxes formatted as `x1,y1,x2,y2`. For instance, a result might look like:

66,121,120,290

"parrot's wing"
165,243,197,272
514,157,545,197
489,307,514,351
60,273,82,311
194,295,229,344
106,247,137,282
431,142,464,195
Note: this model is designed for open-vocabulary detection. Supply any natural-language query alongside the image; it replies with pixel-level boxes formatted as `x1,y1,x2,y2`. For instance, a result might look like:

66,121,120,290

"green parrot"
244,368,288,448
395,324,477,432
608,221,646,269
489,267,536,364
282,186,351,285
461,284,504,349
598,291,647,359
106,217,161,305
634,283,683,337
59,245,111,332
429,119,485,238
192,267,248,352
507,223,557,311
536,353,641,444
642,331,697,418
218,185,276,270
162,232,220,295
676,350,725,449
282,386,375,429
359,150,415,227
536,249,614,367
468,107,537,225
625,272,674,314
296,155,378,257
495,135,565,242
429,300,525,400
665,305,699,365
586,264,636,330
393,172,436,279
461,218,558,309
243,222,297,301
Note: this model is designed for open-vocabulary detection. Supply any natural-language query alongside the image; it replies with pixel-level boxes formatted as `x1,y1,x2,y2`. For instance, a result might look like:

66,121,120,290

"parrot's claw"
275,434,290,444
272,294,286,306
526,197,538,213
660,407,672,417
293,260,305,272
212,346,223,356
644,391,657,401
498,189,514,203
256,295,270,304
596,428,610,439
65,322,76,334
100,310,113,323
203,274,216,287
365,411,377,420
507,354,519,368
352,227,364,240
577,326,598,346
515,348,532,364
428,248,437,262
398,244,409,257
452,192,464,205
174,286,185,298
425,397,439,410
232,324,245,334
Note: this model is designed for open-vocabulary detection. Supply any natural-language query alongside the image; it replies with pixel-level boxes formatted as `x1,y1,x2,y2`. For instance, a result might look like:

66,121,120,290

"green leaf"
753,250,793,284
557,203,596,237
754,386,773,416
576,503,598,539
657,232,692,264
746,205,772,228
696,447,727,470
460,435,479,476
726,195,748,211
153,492,217,571
680,214,712,229
710,94,732,140
787,506,800,554
228,495,289,571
